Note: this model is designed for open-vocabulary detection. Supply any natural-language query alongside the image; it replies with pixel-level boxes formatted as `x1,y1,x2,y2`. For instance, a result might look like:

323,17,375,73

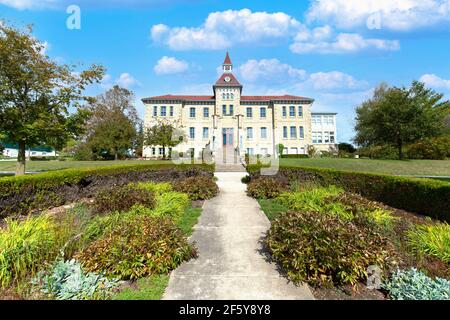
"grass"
177,206,203,236
0,160,171,173
280,158,450,177
112,275,169,300
258,199,288,221
408,223,450,263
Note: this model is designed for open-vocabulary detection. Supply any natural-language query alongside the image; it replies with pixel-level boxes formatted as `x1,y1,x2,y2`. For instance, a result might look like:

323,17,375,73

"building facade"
142,53,337,160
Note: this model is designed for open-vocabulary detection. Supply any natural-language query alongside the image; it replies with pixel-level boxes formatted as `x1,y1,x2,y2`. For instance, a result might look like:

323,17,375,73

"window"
152,147,156,155
312,115,321,125
153,106,157,117
169,106,174,117
189,127,195,139
290,147,298,155
189,107,196,118
289,106,295,117
299,126,305,139
222,93,226,99
330,131,335,143
229,105,234,116
282,106,287,117
230,93,234,99
246,148,254,155
324,115,334,125
160,106,167,117
203,127,209,139
298,106,303,117
290,126,297,139
312,131,323,144
222,105,227,115
260,107,266,118
246,107,253,118
203,107,209,118
159,148,164,155
283,126,288,139
246,127,253,139
260,127,267,139
226,93,230,100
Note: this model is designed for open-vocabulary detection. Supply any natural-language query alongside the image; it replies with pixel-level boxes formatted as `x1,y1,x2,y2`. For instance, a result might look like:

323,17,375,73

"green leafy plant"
0,216,60,288
136,181,173,195
151,192,190,222
92,184,156,215
173,176,219,200
247,177,288,199
266,210,395,286
276,186,343,213
75,216,197,280
382,268,450,300
241,175,251,184
32,259,118,300
407,223,450,263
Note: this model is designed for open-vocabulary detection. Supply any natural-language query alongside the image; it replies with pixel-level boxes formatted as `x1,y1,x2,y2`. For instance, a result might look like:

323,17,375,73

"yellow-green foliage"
277,186,344,213
151,192,190,222
136,182,173,195
364,208,398,228
408,223,450,263
0,216,60,288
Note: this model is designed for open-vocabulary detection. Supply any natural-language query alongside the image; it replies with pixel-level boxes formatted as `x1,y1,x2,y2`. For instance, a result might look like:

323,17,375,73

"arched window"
222,93,226,99
230,93,234,99
226,93,230,100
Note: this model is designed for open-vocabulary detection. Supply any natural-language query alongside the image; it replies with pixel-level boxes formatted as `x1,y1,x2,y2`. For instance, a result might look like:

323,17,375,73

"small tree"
0,23,104,175
145,120,184,159
277,144,285,158
354,81,448,159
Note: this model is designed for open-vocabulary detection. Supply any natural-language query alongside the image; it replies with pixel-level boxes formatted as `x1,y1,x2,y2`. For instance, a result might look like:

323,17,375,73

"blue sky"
1,0,450,143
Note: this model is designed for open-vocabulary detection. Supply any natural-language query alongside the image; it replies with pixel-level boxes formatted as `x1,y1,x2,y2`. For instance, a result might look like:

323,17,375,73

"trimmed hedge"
248,165,450,223
0,163,214,218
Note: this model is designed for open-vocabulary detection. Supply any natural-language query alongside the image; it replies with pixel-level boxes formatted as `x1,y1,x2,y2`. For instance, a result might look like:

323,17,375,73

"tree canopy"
145,119,185,159
354,81,449,159
0,22,104,174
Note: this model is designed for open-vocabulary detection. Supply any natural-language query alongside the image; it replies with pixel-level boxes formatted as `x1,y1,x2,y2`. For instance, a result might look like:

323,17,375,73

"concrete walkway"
163,171,314,300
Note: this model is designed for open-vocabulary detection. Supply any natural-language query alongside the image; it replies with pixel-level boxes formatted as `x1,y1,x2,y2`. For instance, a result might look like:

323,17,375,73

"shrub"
407,137,450,160
241,175,251,184
266,211,395,286
247,177,288,199
357,145,398,159
151,192,190,222
173,176,219,200
407,223,450,263
0,164,213,218
92,184,156,215
136,181,173,195
32,259,118,300
281,154,309,159
75,216,197,280
0,216,60,288
248,166,450,222
382,268,450,300
277,186,343,213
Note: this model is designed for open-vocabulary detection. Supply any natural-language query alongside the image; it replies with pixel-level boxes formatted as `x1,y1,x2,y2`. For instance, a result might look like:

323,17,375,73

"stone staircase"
214,147,246,172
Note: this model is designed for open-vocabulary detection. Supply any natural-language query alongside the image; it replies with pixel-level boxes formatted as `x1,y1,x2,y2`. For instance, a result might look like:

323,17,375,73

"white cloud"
290,33,400,54
154,56,189,75
237,59,307,83
236,58,367,91
419,74,450,89
0,0,56,9
306,0,450,31
100,73,140,89
151,8,302,50
116,73,141,88
306,71,368,89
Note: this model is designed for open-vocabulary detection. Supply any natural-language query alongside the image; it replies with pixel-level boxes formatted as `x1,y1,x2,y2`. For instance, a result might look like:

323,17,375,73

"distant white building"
1,143,56,158
311,112,338,153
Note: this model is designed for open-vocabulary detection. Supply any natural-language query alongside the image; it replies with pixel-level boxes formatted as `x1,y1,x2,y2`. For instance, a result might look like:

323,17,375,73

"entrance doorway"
222,128,234,146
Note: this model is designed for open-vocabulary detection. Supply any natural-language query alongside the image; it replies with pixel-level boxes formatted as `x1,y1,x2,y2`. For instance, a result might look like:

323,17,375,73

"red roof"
142,94,312,102
143,95,215,101
241,95,311,101
223,52,232,65
214,73,242,87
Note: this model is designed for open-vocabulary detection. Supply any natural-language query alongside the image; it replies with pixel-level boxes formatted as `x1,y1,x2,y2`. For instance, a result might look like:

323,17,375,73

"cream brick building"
142,53,337,161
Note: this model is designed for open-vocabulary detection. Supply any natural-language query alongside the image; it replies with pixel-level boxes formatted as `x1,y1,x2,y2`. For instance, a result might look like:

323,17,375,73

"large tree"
145,120,185,159
84,85,139,160
354,81,448,159
0,23,104,175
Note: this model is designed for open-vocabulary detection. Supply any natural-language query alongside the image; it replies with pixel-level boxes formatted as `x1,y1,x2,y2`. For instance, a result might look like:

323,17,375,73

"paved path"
163,171,314,300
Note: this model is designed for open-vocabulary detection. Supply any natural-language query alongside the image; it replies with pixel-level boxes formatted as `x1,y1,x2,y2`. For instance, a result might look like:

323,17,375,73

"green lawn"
280,158,450,177
0,160,171,173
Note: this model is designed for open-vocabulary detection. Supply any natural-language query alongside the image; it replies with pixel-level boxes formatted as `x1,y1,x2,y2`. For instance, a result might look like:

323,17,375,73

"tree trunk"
115,152,118,161
162,145,166,159
398,140,403,160
15,141,26,176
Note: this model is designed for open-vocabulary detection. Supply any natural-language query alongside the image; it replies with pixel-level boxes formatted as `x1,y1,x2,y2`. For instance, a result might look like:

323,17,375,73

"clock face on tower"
224,76,231,82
